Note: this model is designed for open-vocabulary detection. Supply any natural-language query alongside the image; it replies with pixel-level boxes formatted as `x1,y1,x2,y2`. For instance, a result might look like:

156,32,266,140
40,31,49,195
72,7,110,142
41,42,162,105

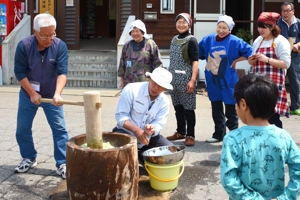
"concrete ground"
0,84,299,200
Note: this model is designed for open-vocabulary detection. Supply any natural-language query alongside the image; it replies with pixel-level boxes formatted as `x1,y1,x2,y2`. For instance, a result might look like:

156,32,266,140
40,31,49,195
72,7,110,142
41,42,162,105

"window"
265,0,292,2
33,0,38,13
66,0,74,6
160,0,174,14
196,0,221,14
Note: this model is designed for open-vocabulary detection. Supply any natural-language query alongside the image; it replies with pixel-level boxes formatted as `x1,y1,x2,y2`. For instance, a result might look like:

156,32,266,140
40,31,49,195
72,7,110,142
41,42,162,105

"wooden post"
83,91,103,149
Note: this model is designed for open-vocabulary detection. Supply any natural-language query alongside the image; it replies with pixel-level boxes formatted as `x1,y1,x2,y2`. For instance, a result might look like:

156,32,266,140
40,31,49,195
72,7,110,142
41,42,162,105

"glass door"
194,0,226,82
194,0,225,19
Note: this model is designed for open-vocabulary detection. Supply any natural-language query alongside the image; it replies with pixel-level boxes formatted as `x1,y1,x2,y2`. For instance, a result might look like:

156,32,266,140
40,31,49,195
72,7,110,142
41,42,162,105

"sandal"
290,109,300,116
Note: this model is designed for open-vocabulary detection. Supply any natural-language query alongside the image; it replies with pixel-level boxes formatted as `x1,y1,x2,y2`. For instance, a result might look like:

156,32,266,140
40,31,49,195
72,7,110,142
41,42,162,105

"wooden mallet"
39,91,103,149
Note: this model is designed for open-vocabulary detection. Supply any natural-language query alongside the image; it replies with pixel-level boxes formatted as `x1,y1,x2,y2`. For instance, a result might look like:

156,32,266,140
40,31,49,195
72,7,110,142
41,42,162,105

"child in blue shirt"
220,73,300,200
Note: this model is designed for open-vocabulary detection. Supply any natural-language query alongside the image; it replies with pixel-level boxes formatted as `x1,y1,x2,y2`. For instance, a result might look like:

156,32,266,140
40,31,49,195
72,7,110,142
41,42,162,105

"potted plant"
236,28,253,44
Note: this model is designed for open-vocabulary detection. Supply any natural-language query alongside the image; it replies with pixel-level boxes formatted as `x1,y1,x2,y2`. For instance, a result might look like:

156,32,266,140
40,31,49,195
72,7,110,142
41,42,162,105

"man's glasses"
36,32,56,40
282,9,293,14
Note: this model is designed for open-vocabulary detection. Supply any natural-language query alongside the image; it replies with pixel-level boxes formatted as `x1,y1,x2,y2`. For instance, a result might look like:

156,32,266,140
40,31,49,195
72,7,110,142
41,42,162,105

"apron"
254,38,289,117
169,35,196,110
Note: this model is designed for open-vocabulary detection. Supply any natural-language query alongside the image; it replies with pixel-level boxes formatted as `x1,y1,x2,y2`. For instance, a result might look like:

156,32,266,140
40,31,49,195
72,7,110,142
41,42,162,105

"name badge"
30,81,40,92
175,70,186,74
126,60,132,68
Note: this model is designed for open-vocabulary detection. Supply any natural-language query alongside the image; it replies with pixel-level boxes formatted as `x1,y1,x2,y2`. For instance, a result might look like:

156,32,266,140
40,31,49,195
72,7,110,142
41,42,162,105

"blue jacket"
198,34,252,104
14,35,68,98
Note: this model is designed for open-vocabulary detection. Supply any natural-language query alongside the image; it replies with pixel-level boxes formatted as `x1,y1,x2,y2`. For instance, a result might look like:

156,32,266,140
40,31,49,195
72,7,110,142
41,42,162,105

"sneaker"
206,137,222,143
166,132,186,140
56,164,66,179
290,109,300,116
14,158,37,173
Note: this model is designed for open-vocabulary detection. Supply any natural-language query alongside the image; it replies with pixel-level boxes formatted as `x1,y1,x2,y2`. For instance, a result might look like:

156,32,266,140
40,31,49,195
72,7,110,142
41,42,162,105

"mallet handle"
39,98,84,106
39,98,102,108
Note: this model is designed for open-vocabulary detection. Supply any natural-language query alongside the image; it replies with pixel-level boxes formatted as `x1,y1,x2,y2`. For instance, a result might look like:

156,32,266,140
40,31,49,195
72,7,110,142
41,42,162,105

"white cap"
146,68,173,90
129,19,150,39
217,15,235,32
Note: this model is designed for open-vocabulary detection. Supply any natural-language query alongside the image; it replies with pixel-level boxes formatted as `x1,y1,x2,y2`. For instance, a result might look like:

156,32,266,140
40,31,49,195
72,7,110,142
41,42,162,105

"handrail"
2,14,31,85
116,15,135,89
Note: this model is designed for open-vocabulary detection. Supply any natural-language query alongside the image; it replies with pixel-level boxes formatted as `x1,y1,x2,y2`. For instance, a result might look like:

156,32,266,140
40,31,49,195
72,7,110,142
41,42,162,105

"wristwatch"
265,58,269,64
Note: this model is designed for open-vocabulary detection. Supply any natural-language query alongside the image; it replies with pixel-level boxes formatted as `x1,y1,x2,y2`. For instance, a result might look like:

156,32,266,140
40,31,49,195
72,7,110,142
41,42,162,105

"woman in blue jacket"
198,15,252,143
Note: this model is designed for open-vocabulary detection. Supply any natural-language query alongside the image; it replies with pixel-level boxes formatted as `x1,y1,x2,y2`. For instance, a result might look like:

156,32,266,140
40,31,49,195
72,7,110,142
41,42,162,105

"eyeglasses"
36,32,56,40
282,9,293,14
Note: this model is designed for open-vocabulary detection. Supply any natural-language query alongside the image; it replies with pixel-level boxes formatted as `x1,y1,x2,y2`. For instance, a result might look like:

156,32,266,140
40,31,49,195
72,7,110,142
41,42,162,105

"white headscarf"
128,19,150,39
217,15,235,32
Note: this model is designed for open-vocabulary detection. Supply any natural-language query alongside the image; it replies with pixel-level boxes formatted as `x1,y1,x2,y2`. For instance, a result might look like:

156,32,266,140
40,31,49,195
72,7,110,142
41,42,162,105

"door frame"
56,0,80,50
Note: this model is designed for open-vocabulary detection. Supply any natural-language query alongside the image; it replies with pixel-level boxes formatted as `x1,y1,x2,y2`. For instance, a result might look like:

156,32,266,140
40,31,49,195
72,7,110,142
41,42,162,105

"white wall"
2,14,31,85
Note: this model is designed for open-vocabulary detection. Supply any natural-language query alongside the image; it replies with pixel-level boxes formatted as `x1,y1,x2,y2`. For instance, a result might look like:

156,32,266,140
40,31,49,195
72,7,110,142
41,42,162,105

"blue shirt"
115,82,170,148
220,125,300,200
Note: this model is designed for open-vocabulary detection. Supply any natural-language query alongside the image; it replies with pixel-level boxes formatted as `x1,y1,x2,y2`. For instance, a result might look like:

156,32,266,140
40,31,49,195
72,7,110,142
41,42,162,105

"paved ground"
0,84,300,200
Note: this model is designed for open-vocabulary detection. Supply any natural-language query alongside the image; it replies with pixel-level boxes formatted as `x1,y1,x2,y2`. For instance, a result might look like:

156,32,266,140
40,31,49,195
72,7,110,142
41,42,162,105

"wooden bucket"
66,132,138,200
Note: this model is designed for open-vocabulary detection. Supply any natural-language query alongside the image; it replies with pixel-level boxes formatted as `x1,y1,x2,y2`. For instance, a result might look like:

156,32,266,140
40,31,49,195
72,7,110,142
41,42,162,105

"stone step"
68,51,117,63
66,79,116,88
67,71,117,80
68,63,117,70
67,50,118,88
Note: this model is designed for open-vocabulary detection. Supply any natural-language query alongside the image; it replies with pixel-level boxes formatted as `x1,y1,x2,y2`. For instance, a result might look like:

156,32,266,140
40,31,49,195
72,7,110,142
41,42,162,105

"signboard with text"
39,0,54,16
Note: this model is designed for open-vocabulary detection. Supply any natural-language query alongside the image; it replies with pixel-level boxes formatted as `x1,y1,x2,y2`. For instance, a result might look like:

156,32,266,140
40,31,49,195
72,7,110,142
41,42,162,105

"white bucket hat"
146,68,173,90
129,19,150,39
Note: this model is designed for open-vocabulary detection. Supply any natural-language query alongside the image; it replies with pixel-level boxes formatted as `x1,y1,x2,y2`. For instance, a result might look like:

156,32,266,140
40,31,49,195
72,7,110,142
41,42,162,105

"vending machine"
0,0,22,36
0,0,22,85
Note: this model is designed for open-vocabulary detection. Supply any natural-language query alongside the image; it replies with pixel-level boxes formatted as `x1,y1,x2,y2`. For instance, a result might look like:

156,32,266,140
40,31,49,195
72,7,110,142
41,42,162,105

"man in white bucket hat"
113,67,174,162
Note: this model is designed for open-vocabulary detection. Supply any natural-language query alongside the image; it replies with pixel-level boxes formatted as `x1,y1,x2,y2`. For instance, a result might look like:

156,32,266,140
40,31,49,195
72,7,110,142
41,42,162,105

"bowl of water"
142,145,185,164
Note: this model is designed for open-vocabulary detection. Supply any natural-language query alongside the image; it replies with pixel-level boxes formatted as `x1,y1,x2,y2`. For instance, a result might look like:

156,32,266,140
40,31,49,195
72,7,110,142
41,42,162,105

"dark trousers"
211,101,238,140
268,113,282,128
112,127,173,163
174,105,196,138
287,66,300,111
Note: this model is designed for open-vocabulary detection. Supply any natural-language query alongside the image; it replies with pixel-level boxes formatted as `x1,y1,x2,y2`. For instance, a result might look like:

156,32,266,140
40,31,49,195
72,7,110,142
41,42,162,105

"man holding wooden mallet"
13,13,69,179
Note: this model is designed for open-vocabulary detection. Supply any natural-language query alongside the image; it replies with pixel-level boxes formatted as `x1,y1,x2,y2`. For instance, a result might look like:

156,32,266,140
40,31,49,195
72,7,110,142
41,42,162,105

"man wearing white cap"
113,67,173,162
198,15,252,143
118,19,163,88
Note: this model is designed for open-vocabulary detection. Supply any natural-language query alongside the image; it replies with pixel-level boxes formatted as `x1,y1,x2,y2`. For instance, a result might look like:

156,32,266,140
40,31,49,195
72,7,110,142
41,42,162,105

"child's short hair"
234,73,278,119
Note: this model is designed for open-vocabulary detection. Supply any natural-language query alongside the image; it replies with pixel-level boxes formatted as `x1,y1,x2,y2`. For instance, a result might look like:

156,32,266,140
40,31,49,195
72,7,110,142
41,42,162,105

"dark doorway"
226,0,252,36
79,0,117,51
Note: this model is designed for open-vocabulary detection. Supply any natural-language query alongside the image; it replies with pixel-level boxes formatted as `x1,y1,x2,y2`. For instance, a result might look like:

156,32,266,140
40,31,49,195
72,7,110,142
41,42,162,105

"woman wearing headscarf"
248,12,291,128
198,15,253,143
166,13,199,146
118,19,163,88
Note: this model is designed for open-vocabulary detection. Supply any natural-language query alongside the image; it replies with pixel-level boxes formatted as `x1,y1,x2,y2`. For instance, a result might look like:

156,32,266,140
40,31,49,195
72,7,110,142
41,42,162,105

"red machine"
0,0,22,37
0,0,22,84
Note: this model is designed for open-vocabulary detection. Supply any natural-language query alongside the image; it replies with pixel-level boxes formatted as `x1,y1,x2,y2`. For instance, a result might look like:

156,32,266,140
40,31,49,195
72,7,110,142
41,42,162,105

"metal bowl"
142,145,185,164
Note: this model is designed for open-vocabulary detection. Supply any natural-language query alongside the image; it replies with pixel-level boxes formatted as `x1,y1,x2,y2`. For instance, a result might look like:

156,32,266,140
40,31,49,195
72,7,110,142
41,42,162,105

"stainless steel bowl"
142,145,185,164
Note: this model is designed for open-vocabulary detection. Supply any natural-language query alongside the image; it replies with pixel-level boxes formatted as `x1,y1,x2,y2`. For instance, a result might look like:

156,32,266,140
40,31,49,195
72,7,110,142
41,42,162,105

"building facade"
25,0,298,50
